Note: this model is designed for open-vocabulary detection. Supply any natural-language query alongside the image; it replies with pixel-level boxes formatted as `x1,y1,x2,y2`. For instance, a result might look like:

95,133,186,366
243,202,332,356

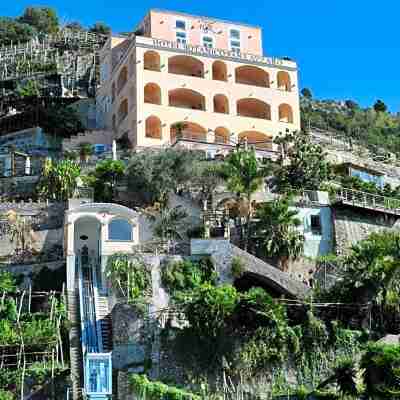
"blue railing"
77,255,112,399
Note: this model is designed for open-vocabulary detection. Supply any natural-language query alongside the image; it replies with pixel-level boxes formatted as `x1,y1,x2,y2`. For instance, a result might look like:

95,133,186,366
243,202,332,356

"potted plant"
79,143,93,163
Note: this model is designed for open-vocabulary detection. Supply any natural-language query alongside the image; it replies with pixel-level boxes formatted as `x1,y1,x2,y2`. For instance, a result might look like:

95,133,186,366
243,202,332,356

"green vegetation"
149,206,188,251
301,95,400,155
319,231,400,308
130,374,200,400
274,131,331,192
252,196,304,271
126,148,202,207
221,148,267,250
38,158,81,201
161,258,216,295
230,256,245,278
361,343,400,398
84,159,125,202
105,253,151,309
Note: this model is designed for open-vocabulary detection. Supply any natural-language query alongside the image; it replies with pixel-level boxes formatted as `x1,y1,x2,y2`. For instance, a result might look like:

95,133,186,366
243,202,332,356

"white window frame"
175,18,187,31
229,28,241,51
202,34,214,49
175,18,188,45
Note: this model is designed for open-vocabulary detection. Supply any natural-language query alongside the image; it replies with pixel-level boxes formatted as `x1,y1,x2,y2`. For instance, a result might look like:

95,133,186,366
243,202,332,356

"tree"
373,99,387,113
38,159,81,201
0,17,36,46
85,159,125,202
15,79,40,98
345,100,359,110
126,148,202,207
149,205,187,252
65,21,84,31
324,231,400,307
192,161,224,205
18,7,59,34
274,131,331,192
252,197,304,271
301,88,312,99
41,105,84,138
89,22,111,35
221,148,267,250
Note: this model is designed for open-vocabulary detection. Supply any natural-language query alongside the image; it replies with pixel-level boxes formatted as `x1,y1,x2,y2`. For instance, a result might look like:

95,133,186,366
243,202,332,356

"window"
176,20,186,30
176,31,187,45
230,29,240,51
203,36,213,48
310,215,322,235
108,219,133,241
230,29,240,40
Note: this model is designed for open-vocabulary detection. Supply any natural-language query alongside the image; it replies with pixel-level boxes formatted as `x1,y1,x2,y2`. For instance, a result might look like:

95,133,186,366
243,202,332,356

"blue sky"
5,1,400,111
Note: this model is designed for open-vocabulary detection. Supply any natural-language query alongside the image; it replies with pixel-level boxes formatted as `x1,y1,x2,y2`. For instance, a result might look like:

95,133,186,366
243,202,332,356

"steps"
95,295,112,352
67,291,83,400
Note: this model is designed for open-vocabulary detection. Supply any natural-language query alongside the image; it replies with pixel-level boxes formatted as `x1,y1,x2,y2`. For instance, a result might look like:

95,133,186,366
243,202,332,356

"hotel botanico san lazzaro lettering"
150,38,286,66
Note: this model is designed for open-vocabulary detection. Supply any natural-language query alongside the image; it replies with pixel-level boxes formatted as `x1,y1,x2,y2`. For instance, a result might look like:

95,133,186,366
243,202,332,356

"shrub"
161,258,216,294
231,256,245,279
130,374,200,400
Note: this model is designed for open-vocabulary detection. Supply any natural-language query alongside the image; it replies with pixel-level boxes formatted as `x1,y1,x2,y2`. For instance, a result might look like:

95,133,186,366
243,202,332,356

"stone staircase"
67,291,83,400
96,295,113,352
62,129,113,151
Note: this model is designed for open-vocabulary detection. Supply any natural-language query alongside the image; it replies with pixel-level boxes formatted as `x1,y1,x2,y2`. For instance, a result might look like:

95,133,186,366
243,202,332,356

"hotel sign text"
151,38,287,67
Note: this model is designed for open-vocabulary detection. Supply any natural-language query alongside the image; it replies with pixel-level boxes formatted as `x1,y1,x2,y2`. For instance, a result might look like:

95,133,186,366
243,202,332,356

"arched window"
237,98,271,120
108,218,133,241
278,103,294,123
213,94,229,114
144,51,161,71
169,89,205,111
238,131,273,150
118,99,128,123
117,66,128,94
144,83,161,105
168,55,204,78
145,116,162,139
214,127,230,144
277,71,291,91
170,121,207,142
235,66,270,88
212,61,227,81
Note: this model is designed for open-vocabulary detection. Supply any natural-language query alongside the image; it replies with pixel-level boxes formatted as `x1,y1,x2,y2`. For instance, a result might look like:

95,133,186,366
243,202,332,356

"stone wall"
333,205,400,254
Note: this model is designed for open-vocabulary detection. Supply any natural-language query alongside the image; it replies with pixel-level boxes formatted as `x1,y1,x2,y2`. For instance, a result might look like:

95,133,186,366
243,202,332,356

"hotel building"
96,9,300,156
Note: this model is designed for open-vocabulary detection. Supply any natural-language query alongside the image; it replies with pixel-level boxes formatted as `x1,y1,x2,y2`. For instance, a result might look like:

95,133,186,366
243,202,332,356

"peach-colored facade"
96,9,300,152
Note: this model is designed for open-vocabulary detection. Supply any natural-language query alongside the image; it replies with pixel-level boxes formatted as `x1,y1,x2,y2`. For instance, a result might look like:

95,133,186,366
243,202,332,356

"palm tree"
316,358,358,399
221,148,266,251
252,196,304,272
150,205,187,253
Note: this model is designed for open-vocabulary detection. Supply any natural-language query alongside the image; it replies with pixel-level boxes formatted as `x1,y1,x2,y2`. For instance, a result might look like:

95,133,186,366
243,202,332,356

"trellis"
0,28,107,96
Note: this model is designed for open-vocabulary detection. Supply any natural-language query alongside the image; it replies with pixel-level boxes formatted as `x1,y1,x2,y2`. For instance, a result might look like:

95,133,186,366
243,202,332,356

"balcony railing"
334,187,400,215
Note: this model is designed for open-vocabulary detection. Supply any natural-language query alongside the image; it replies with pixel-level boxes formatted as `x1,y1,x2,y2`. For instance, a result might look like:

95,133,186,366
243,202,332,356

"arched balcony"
169,88,205,111
278,103,294,123
235,65,270,88
277,71,291,91
212,61,228,81
129,54,136,76
117,66,128,94
118,98,128,123
213,94,229,114
170,121,207,142
111,82,116,103
237,98,271,120
168,55,204,78
145,116,162,139
144,83,161,105
144,51,161,72
214,127,230,144
238,131,273,149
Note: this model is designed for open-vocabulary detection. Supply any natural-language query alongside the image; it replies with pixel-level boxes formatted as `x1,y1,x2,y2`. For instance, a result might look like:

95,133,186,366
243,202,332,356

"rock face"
333,206,399,255
111,303,146,370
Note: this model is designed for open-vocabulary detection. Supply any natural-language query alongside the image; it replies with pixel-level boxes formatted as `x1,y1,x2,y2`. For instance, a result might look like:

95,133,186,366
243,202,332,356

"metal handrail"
336,187,400,213
91,258,104,352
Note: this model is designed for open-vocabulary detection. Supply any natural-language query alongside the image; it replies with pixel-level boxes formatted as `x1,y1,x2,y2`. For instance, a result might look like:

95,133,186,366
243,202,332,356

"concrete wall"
333,206,400,255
